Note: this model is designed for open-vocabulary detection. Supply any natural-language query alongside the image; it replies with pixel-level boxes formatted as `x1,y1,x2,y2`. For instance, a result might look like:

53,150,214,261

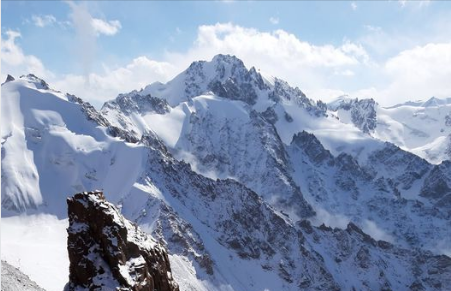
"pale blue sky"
2,1,451,107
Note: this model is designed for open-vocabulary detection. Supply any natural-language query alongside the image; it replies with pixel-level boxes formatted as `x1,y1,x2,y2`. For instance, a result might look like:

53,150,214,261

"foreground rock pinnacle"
66,191,179,291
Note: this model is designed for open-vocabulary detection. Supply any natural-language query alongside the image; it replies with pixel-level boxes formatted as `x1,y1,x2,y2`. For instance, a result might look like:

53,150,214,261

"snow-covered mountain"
388,97,451,109
102,55,450,252
2,57,451,291
329,95,451,163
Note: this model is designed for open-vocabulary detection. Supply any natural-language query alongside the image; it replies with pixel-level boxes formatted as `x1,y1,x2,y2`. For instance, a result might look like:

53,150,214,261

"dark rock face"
445,114,451,127
67,191,179,291
261,106,278,124
206,55,264,105
291,131,334,166
367,142,431,190
5,74,15,83
20,74,50,90
269,78,326,117
104,92,170,116
421,161,451,211
332,98,377,133
68,93,140,144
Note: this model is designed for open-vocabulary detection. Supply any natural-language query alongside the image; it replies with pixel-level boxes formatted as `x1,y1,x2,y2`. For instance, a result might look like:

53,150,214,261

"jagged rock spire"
67,191,179,291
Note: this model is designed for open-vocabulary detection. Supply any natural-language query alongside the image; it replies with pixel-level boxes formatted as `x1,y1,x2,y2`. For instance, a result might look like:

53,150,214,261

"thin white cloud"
1,30,53,80
67,1,96,80
269,17,279,25
362,220,394,243
334,69,355,77
164,23,370,101
52,56,177,107
66,1,122,86
310,208,350,230
351,2,357,11
31,15,57,27
176,23,369,68
380,42,451,104
91,18,122,36
5,21,451,109
399,0,431,8
4,23,372,106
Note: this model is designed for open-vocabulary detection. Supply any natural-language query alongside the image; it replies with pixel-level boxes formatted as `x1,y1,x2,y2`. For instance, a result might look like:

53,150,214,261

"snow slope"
376,102,451,163
329,95,451,164
1,75,146,217
2,215,68,291
1,260,46,291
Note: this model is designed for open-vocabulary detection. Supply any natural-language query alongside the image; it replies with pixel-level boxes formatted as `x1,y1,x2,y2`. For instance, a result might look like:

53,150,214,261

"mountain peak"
422,96,451,107
211,54,245,66
387,96,451,109
4,74,15,83
19,74,50,90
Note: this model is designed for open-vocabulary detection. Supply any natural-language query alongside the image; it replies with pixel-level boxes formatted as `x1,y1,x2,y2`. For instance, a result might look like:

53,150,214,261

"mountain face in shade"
66,191,179,291
1,55,451,291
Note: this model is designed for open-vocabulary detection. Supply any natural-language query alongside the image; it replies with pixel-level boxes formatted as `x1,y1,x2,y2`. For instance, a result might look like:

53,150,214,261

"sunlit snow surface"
1,215,69,291
331,95,451,164
375,104,451,164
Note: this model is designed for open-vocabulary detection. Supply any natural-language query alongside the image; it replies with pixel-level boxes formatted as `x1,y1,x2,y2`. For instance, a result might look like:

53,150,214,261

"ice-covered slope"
389,97,451,108
376,100,451,163
329,96,451,163
1,74,143,217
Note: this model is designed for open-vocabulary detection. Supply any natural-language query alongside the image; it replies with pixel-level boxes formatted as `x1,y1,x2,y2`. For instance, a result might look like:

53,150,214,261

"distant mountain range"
387,96,451,109
330,95,451,164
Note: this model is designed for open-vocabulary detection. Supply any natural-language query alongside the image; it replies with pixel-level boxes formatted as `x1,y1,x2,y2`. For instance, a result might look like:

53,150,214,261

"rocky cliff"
66,191,179,291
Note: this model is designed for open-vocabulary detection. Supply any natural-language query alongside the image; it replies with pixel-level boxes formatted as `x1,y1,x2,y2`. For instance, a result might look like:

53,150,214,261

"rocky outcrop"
20,74,50,90
1,261,46,291
4,74,15,83
291,131,334,166
67,93,140,144
103,92,170,116
288,131,451,251
66,191,179,291
421,160,451,211
330,98,377,133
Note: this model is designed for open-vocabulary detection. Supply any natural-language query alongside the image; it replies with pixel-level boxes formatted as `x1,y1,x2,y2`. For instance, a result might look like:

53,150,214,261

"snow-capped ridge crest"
19,74,51,90
387,96,451,109
3,74,15,84
110,54,326,118
103,91,170,116
329,97,377,133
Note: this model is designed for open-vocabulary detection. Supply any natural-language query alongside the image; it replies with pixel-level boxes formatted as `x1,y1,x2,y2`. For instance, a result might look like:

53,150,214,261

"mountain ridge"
2,56,451,290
